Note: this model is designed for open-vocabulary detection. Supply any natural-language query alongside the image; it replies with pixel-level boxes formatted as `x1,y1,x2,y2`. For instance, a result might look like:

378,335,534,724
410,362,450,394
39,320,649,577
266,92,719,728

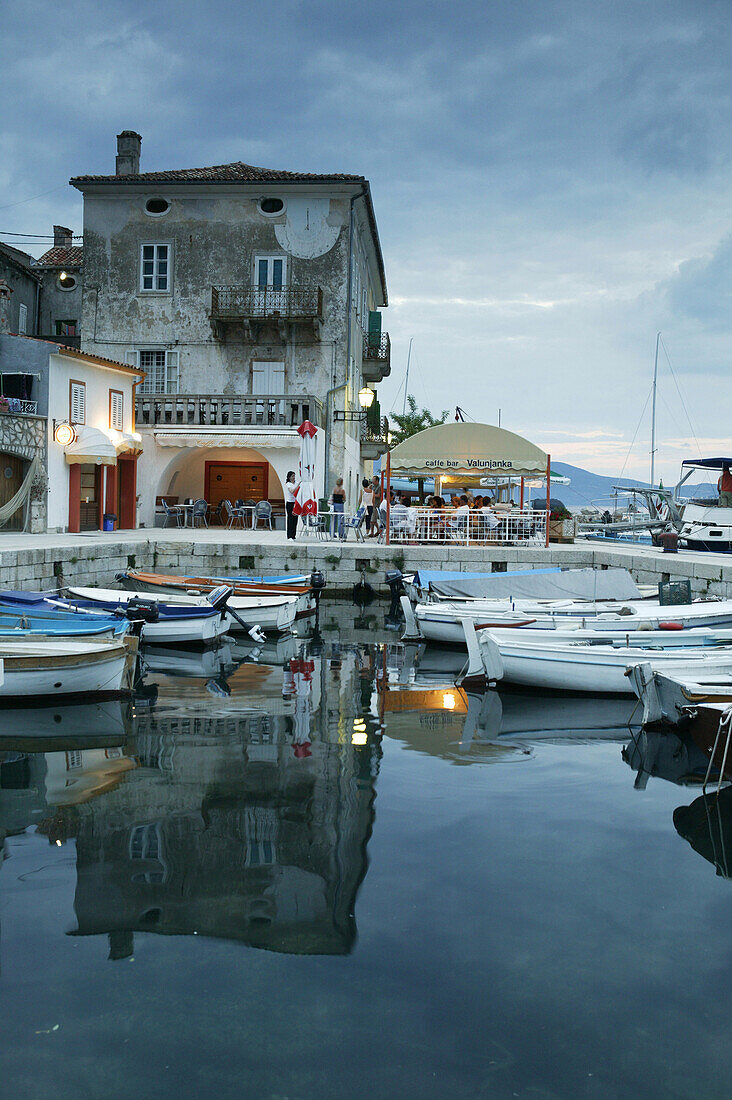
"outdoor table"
178,503,195,528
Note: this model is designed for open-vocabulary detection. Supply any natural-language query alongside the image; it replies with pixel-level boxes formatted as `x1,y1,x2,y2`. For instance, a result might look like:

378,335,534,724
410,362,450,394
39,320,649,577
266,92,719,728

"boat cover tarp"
387,422,548,478
418,566,642,601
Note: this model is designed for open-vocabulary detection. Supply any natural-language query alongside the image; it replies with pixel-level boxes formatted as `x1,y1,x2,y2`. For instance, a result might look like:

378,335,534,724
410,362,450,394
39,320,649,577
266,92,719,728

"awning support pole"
520,477,524,508
545,455,551,548
385,449,391,545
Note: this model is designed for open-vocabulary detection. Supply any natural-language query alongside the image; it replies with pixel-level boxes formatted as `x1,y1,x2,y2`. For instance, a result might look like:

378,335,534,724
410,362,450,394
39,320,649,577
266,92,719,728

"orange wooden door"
206,463,268,507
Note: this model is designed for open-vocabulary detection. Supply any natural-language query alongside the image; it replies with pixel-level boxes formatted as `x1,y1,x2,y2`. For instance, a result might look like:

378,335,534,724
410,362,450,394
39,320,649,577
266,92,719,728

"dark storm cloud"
1,0,730,478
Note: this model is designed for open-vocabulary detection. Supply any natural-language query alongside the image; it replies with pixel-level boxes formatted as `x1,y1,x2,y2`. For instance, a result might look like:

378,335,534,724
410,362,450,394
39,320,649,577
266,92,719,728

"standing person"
285,470,299,540
330,477,346,538
369,475,382,537
718,464,732,507
359,477,374,534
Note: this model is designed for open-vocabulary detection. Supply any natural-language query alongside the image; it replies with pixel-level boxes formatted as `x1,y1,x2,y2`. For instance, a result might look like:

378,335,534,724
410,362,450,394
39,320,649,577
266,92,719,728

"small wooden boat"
56,590,230,645
627,664,732,726
407,596,732,646
67,585,296,635
0,635,137,702
119,569,317,620
0,590,229,646
471,631,732,695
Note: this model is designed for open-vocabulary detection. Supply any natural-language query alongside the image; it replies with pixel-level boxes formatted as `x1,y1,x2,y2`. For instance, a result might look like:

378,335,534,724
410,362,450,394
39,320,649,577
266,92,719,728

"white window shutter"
125,350,139,368
111,391,124,430
165,350,179,392
71,382,85,424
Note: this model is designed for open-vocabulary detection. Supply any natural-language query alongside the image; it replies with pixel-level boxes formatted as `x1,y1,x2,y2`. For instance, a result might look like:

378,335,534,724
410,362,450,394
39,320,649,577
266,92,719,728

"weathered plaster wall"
0,256,39,335
0,334,51,415
38,270,83,338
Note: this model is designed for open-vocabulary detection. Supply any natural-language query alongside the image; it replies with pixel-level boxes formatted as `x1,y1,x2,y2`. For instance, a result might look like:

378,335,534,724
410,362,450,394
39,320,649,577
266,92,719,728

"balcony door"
254,255,287,314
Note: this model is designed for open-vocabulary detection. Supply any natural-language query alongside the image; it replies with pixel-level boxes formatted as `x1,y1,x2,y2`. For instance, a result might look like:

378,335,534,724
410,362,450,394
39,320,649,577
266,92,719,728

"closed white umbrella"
293,419,318,517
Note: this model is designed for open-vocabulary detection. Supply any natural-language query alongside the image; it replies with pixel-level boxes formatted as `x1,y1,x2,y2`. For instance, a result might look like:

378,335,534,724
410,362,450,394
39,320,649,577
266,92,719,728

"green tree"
390,394,449,445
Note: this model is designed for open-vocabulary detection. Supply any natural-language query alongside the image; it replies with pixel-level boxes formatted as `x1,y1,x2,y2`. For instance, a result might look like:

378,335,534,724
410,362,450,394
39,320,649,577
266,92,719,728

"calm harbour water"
1,601,730,1099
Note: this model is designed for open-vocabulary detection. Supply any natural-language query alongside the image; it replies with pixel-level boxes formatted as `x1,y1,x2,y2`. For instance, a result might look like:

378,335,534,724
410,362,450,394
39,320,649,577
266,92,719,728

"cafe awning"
387,422,548,478
111,431,143,456
65,426,118,467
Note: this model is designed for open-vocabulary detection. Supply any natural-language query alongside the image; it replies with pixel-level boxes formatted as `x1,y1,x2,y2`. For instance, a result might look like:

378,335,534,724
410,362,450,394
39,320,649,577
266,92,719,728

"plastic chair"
192,499,208,528
222,499,247,529
162,499,183,528
253,500,273,530
342,507,366,542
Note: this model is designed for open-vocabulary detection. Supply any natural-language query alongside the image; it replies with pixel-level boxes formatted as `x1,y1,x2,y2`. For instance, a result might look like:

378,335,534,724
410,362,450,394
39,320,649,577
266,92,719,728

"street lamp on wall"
333,387,377,422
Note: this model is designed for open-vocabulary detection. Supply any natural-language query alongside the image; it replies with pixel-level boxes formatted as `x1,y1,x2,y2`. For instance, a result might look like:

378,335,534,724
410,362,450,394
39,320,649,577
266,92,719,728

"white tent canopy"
387,422,548,479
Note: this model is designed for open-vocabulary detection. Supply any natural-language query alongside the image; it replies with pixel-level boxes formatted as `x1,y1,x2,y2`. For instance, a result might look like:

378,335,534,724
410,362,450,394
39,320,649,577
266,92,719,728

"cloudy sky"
2,0,730,483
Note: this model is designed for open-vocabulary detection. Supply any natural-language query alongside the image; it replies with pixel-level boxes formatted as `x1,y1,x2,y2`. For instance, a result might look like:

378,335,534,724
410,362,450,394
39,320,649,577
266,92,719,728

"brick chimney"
0,280,13,334
54,225,73,249
116,130,142,175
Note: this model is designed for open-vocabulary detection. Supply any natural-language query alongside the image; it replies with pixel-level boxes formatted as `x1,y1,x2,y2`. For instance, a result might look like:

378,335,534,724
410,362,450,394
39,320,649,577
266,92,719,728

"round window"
145,197,170,216
58,273,77,291
4,466,14,479
259,197,285,216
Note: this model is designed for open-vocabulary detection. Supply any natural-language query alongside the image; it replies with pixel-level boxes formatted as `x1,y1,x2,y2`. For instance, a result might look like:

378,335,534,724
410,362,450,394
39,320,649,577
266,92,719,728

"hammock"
0,453,43,529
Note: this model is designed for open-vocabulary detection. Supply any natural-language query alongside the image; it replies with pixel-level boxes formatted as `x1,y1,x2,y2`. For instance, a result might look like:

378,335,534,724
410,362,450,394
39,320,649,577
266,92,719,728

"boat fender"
659,621,683,631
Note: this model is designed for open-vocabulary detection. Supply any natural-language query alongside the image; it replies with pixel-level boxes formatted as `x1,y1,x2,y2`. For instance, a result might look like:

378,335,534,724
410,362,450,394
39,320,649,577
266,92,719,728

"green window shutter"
367,311,382,353
367,397,381,430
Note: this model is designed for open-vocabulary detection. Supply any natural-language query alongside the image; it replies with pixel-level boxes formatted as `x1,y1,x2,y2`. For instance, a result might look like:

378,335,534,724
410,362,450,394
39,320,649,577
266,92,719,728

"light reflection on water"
0,602,731,1099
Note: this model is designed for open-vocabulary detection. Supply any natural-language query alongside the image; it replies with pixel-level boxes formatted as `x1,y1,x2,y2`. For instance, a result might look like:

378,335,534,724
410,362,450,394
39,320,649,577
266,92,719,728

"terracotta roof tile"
35,246,83,268
70,161,365,185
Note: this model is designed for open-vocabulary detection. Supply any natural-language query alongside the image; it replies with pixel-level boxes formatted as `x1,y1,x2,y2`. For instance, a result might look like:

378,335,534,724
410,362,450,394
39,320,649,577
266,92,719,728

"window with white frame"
110,389,124,430
70,380,86,424
140,243,171,292
18,303,27,335
254,255,286,288
129,349,179,394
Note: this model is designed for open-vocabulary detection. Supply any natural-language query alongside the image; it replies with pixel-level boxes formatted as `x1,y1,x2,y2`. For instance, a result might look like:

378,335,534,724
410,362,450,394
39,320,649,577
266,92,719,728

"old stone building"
34,225,83,347
0,242,41,337
71,131,390,526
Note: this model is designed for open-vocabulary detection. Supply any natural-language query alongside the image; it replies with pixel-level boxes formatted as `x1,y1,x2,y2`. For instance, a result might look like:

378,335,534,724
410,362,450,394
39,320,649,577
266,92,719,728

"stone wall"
0,413,48,532
1,534,732,599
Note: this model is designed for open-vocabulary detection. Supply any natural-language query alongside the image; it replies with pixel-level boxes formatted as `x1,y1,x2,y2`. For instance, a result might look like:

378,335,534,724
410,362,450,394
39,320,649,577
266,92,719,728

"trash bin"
103,513,117,532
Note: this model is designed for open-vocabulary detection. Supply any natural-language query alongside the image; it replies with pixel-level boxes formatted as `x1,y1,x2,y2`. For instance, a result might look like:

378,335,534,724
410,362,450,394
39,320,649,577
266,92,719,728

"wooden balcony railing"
211,284,324,322
136,393,323,429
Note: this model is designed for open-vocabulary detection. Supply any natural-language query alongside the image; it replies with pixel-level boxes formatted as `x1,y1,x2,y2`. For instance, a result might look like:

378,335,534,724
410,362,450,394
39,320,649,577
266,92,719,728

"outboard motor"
385,570,405,619
124,598,160,638
207,584,265,643
310,570,326,630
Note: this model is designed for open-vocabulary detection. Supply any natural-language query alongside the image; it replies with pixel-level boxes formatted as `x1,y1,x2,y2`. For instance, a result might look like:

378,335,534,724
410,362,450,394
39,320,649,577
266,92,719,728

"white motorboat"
403,595,732,646
676,458,732,551
0,699,133,744
471,630,732,695
626,664,732,727
0,636,136,701
66,585,296,635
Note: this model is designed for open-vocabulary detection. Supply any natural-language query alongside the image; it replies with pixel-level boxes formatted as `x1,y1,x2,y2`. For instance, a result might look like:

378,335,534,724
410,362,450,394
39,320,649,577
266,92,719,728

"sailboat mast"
402,337,413,415
650,331,660,487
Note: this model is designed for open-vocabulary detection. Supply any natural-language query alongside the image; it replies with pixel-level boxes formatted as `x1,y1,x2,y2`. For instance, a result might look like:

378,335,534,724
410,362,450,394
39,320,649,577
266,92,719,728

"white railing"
300,507,548,544
0,399,38,415
384,507,547,545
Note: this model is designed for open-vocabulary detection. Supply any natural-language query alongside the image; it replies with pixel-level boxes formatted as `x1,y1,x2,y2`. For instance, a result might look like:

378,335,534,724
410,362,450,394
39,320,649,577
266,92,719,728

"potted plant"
547,500,576,543
0,396,8,414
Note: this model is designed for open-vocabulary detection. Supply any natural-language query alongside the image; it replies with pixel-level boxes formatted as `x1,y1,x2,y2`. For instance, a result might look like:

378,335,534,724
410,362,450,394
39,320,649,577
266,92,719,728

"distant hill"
538,462,717,512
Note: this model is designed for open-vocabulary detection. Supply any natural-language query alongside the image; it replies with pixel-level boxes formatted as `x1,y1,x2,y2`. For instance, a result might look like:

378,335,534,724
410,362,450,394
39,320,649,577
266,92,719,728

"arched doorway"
0,451,29,531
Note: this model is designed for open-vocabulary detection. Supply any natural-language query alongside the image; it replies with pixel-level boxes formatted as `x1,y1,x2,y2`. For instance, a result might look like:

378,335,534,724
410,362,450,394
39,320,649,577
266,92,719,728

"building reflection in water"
0,638,382,958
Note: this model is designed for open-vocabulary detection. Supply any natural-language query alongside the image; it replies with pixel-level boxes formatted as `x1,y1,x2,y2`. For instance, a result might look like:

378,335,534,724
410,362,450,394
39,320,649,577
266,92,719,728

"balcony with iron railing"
0,398,38,416
360,414,390,459
362,332,391,382
210,284,324,337
136,393,323,429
